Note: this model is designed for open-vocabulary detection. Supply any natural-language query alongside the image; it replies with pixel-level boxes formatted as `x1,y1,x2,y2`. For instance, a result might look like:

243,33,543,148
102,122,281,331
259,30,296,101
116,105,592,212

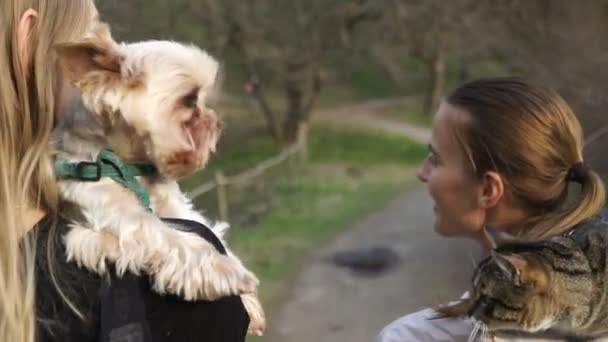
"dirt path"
263,188,478,342
258,99,478,342
316,97,431,144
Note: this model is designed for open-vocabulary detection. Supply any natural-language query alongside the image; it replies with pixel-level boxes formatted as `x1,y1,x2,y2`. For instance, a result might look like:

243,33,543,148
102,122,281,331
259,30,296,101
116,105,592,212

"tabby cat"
435,216,608,342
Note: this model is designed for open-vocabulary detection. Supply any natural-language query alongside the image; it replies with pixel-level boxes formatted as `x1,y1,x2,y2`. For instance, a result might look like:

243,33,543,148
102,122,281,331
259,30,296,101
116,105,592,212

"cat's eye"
483,300,495,315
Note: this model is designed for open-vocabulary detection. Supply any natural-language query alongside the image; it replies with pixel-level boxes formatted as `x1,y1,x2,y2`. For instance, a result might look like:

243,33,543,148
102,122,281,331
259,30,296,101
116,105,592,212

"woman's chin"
433,220,464,238
433,220,451,236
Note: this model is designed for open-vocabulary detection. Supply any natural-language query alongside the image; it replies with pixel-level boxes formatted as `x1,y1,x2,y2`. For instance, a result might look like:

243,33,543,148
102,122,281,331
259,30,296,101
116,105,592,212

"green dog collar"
54,149,157,212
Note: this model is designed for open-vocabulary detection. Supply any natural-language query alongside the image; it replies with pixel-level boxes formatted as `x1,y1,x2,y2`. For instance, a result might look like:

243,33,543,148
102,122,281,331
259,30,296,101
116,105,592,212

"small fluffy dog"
53,23,265,335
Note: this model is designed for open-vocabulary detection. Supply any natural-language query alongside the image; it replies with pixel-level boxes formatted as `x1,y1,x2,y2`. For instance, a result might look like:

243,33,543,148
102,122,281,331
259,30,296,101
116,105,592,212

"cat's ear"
491,251,526,285
491,252,549,292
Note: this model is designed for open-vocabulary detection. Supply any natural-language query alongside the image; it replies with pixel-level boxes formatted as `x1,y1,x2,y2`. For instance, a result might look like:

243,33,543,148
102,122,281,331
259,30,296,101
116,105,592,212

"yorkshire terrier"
52,23,265,335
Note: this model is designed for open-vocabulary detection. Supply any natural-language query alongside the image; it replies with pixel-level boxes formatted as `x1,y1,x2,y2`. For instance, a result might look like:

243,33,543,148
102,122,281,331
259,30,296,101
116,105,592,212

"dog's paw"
152,251,259,301
241,292,266,336
204,254,259,299
64,224,120,274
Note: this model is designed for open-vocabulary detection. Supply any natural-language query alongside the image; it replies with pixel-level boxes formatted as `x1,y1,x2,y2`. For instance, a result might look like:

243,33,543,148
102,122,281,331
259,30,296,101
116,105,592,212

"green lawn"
180,124,426,307
376,97,433,128
382,108,433,128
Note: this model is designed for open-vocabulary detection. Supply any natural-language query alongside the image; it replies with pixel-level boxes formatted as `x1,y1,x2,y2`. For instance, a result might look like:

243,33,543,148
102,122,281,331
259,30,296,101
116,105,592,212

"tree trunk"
283,64,322,145
423,43,446,116
250,84,283,143
283,86,303,144
230,22,283,143
459,55,471,83
283,62,306,144
296,120,309,163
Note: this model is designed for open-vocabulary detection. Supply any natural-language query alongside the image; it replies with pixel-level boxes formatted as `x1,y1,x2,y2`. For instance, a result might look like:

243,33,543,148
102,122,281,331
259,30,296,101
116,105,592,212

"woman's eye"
427,153,437,165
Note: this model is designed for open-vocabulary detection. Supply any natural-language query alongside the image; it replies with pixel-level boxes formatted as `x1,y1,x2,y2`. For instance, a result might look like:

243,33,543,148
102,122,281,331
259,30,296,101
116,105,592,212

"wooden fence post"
215,170,229,222
296,122,308,164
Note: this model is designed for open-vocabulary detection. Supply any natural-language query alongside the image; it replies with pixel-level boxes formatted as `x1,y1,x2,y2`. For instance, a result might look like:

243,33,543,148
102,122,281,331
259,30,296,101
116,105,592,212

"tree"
191,0,366,146
469,0,608,180
347,0,480,115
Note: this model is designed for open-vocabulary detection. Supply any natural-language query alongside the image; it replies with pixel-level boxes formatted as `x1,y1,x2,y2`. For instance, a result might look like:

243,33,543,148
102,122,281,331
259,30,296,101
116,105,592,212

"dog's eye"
183,93,198,108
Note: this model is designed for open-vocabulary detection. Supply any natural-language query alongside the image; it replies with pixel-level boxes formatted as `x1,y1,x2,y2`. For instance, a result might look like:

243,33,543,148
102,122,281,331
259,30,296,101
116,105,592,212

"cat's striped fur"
436,216,608,341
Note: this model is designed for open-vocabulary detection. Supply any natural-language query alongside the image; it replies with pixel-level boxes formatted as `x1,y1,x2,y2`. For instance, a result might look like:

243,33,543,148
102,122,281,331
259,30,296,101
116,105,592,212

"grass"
309,126,427,164
179,136,281,190
230,164,420,306
381,107,433,128
349,64,402,98
181,125,426,309
375,97,433,128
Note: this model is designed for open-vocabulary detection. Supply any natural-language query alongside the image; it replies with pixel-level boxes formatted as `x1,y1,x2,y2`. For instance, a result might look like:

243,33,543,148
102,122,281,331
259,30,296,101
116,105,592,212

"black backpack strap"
98,270,152,342
162,218,227,255
97,218,225,342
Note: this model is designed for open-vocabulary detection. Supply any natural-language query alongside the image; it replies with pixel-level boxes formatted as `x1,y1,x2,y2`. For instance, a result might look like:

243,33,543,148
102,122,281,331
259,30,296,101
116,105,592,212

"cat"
434,216,608,341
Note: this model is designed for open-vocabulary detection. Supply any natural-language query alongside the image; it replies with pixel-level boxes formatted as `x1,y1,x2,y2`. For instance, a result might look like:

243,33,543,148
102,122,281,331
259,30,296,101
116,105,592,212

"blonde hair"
446,77,606,240
0,1,95,342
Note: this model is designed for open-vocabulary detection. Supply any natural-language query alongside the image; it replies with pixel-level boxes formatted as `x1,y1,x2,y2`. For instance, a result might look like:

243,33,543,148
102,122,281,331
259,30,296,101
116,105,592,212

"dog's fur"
53,24,265,335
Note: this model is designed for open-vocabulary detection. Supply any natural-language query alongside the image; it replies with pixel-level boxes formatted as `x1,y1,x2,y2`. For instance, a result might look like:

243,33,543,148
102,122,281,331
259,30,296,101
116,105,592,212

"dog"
52,23,265,336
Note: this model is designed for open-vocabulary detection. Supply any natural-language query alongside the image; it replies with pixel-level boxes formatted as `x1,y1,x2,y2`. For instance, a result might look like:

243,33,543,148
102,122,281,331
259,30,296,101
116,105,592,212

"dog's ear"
55,23,122,83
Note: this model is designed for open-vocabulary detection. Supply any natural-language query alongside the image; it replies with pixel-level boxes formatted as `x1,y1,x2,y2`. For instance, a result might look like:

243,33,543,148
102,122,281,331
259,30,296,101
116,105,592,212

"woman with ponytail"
377,77,606,341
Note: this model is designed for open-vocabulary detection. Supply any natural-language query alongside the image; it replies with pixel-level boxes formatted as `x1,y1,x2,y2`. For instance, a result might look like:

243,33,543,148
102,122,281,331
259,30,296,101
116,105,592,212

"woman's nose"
417,162,428,183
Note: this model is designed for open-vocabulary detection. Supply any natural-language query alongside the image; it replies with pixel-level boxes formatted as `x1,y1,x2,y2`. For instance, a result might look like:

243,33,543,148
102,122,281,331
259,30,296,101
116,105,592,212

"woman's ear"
479,171,504,209
17,9,39,73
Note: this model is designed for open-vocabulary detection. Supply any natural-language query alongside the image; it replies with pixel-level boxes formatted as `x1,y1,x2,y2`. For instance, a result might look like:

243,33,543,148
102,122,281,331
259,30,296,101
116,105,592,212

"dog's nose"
203,108,218,121
216,118,225,132
201,108,223,130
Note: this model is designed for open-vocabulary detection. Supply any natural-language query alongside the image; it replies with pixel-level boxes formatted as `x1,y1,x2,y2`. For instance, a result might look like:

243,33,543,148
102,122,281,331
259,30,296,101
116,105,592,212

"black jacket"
34,213,249,342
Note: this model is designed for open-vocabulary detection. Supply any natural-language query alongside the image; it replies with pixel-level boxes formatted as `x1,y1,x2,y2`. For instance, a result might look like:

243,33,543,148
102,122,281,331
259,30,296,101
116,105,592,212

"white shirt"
375,292,572,342
375,311,578,342
375,307,474,342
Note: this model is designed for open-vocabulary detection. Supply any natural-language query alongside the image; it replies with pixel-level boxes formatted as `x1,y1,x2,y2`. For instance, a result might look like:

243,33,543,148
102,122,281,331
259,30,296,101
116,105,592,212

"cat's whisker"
469,251,478,270
482,324,492,342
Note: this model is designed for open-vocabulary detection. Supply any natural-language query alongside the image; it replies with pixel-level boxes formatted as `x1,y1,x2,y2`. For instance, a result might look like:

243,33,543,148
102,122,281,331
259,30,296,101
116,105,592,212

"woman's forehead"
431,103,468,158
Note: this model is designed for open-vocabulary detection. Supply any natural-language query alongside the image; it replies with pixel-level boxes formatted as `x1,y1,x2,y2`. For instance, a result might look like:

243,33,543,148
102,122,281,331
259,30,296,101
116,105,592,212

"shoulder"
566,215,608,242
376,308,473,342
34,213,103,341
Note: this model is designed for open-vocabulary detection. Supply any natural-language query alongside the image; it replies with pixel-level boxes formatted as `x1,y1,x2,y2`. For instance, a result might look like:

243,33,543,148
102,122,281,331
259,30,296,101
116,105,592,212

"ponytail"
524,166,605,239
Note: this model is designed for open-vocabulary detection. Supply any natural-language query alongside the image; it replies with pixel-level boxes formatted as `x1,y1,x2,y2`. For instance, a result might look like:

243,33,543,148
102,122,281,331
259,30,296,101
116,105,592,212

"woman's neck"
477,205,531,256
474,229,495,256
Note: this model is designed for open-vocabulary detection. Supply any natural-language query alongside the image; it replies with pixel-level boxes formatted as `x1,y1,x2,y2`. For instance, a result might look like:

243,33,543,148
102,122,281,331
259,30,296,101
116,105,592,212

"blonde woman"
376,77,606,341
1,1,249,341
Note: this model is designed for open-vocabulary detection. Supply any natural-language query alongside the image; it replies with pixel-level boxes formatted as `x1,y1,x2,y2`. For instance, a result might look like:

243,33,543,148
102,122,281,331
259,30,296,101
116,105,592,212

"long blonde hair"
447,77,606,239
0,1,95,342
